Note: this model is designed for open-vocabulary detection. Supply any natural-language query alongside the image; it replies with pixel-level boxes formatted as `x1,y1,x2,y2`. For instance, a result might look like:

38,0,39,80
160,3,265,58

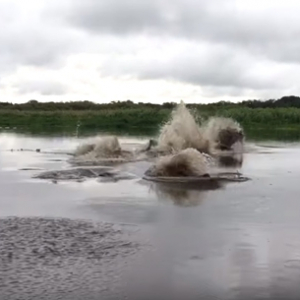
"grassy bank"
1,107,300,127
0,109,169,137
0,108,169,131
1,107,300,140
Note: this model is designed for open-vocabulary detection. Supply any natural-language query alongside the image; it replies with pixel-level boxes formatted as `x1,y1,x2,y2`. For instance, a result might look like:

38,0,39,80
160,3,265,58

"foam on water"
74,136,121,158
71,136,135,165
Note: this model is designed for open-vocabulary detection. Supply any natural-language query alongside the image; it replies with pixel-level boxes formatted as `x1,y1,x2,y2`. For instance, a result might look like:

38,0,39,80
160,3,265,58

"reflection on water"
246,127,300,142
217,152,243,168
146,181,223,207
3,124,300,143
0,125,157,139
150,184,207,207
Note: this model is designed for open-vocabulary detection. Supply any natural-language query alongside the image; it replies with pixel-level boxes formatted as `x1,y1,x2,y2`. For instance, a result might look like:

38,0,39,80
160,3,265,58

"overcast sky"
0,0,299,104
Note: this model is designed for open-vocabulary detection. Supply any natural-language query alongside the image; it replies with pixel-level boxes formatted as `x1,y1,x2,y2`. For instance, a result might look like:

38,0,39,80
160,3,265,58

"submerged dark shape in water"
33,166,137,183
217,128,244,151
203,117,244,153
143,171,249,184
143,147,249,186
144,148,210,178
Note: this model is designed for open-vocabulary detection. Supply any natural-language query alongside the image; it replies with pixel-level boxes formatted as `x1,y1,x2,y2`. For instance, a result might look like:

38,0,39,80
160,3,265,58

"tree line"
0,96,300,111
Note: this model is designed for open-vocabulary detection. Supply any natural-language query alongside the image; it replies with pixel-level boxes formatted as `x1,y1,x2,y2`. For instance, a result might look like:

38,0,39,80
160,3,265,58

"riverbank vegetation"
1,96,300,139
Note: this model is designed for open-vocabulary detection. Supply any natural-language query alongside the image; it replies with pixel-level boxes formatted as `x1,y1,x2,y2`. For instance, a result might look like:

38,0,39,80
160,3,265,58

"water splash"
202,117,244,153
145,148,211,177
71,101,244,174
157,101,208,154
74,136,122,158
71,136,143,165
75,119,81,138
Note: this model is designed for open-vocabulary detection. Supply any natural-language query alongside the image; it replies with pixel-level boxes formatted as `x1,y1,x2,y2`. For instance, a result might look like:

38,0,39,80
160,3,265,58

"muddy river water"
1,132,300,299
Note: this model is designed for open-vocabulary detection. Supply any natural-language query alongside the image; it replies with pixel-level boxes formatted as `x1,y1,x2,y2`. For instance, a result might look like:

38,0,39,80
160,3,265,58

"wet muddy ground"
1,132,300,299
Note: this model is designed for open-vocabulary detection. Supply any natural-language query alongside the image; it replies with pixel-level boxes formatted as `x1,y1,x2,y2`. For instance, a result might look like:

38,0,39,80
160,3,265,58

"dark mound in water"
144,148,210,178
0,217,140,300
143,148,249,184
217,128,244,151
143,172,249,184
33,166,137,183
203,117,244,153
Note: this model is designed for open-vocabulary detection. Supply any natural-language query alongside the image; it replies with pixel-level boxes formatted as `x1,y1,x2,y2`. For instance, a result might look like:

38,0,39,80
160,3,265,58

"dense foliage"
1,96,300,136
1,95,300,111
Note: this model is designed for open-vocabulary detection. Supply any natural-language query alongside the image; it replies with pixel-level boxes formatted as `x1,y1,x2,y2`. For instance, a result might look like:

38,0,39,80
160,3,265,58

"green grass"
1,107,300,141
0,108,168,128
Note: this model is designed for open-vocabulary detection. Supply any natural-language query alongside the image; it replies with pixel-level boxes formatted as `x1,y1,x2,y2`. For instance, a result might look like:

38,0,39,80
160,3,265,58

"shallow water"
1,132,300,299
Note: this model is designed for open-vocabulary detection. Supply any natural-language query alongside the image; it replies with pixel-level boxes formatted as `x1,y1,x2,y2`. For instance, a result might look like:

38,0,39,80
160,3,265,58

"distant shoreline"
1,96,300,141
1,107,300,142
1,106,300,128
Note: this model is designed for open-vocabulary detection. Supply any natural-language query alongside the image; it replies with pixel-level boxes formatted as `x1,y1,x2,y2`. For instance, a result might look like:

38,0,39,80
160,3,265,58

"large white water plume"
156,101,208,154
71,101,244,173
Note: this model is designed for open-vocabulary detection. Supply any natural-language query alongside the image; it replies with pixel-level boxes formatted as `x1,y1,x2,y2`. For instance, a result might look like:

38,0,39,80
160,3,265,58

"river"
1,131,300,299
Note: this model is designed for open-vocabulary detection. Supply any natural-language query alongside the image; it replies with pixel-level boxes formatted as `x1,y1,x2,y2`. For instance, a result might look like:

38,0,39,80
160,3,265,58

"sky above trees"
0,0,299,103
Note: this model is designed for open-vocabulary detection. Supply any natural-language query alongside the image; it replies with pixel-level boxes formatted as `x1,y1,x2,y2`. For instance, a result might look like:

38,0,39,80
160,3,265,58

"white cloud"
0,0,300,103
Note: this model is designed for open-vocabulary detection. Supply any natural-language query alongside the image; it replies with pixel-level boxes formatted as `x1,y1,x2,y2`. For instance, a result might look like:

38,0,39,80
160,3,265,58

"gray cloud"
99,41,286,92
66,0,165,35
61,0,300,63
0,0,299,100
0,0,87,76
63,0,229,34
16,80,67,96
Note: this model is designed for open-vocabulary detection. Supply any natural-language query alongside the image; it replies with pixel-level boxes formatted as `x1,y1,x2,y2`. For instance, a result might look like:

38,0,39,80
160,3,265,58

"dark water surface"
1,132,300,299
